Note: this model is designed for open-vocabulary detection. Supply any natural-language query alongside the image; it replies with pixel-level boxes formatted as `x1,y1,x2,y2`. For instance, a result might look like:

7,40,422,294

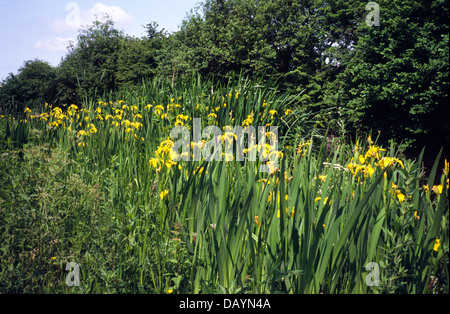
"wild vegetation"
0,0,448,294
1,75,448,293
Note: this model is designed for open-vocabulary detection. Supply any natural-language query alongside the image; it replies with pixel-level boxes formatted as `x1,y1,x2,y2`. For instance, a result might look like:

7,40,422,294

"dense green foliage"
329,0,449,156
0,0,448,294
0,60,58,113
0,0,448,155
1,75,448,293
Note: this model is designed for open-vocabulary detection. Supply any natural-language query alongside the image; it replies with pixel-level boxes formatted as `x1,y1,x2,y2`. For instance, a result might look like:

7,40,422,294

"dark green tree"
173,0,313,80
115,22,169,89
0,59,58,113
170,0,329,88
288,0,366,129
326,0,449,155
58,18,126,104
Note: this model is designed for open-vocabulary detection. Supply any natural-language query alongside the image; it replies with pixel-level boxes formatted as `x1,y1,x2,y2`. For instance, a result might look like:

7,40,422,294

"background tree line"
0,0,448,156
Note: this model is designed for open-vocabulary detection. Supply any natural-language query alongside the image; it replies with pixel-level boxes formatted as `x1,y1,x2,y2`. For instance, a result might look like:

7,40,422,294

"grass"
0,74,448,293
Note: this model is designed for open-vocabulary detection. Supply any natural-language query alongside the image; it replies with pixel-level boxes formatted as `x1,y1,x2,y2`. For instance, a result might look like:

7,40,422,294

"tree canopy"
0,0,448,155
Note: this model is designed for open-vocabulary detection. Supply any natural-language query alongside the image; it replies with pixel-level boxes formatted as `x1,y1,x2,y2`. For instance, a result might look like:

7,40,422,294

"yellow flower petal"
359,155,365,164
396,192,406,202
160,189,169,200
433,238,441,252
254,216,261,227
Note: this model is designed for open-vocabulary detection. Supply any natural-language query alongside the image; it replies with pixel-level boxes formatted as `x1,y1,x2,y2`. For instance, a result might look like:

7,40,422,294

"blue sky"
0,0,201,81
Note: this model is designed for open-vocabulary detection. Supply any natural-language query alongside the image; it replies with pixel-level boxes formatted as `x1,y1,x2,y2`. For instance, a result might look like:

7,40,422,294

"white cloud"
33,3,133,54
32,37,75,53
87,3,133,24
51,2,133,33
